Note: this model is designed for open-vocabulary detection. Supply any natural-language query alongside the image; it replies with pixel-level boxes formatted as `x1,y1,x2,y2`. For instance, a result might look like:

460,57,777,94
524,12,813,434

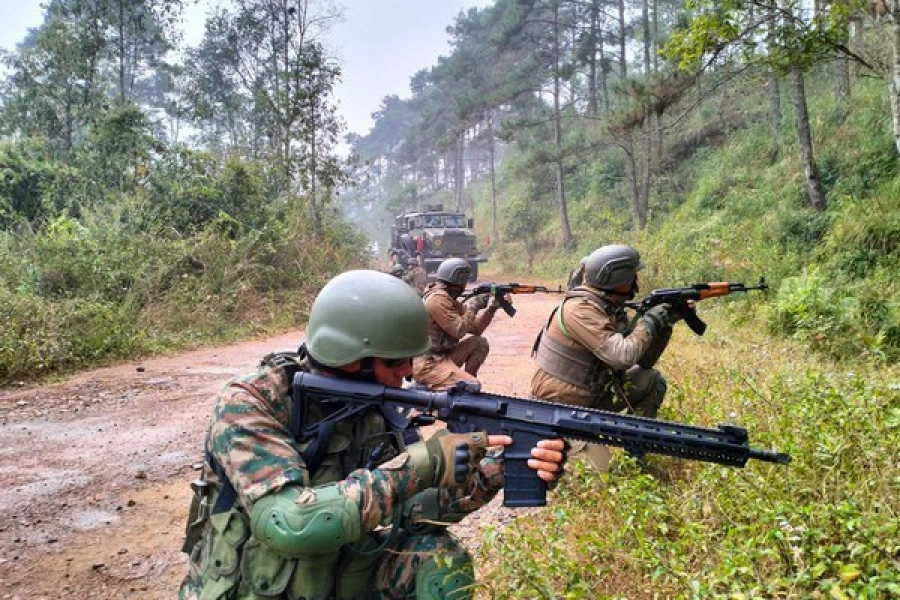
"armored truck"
389,204,486,281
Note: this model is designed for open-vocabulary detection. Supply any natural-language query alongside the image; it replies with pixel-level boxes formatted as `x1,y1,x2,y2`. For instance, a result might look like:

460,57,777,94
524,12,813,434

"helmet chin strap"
308,355,378,382
357,357,377,382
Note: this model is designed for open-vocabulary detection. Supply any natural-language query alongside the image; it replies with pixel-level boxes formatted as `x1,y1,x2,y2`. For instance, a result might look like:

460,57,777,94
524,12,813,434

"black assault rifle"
460,283,565,317
627,278,769,336
292,372,790,508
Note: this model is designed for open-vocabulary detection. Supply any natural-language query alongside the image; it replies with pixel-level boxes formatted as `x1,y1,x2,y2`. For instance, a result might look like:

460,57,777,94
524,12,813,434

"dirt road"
0,292,561,599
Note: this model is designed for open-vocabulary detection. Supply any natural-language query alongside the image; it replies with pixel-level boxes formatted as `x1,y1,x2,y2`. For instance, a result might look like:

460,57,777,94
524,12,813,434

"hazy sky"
0,0,491,136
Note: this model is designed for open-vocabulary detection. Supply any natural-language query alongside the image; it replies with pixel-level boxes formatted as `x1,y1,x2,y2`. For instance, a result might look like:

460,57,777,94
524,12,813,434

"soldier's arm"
206,381,438,555
563,301,652,370
426,292,477,339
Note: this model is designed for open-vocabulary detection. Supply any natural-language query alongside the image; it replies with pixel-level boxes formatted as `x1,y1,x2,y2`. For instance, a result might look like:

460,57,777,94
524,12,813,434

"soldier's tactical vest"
181,351,414,600
531,288,627,397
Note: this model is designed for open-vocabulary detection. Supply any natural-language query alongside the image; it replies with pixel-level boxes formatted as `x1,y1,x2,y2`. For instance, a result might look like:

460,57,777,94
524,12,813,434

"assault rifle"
627,278,769,336
460,283,565,317
292,372,790,508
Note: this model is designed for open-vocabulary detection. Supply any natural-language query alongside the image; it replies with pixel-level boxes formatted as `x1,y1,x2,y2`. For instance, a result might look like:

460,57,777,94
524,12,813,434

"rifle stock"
292,372,790,507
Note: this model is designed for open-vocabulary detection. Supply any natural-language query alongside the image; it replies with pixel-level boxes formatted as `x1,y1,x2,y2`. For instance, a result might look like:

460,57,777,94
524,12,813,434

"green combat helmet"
435,258,472,286
389,263,405,278
583,244,645,290
306,270,430,366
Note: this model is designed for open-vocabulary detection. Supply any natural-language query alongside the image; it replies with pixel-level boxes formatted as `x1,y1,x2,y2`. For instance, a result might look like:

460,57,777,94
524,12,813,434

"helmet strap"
358,357,377,382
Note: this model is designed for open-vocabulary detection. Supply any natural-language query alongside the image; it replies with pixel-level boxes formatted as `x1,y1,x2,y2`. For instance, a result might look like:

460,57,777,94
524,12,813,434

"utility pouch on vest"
200,510,250,600
182,477,212,554
334,535,384,600
287,550,341,600
240,538,298,597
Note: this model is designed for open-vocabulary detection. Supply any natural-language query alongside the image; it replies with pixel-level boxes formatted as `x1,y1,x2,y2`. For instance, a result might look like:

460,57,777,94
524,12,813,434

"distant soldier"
412,258,505,391
387,258,427,296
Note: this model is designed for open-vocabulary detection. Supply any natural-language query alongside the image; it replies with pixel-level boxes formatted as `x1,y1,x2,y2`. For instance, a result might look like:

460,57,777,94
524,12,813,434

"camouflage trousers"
179,527,473,600
412,336,489,392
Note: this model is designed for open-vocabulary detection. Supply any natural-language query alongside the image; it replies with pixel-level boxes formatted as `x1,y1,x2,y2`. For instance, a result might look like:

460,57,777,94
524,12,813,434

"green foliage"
0,287,144,382
477,363,900,599
0,180,367,384
0,140,87,227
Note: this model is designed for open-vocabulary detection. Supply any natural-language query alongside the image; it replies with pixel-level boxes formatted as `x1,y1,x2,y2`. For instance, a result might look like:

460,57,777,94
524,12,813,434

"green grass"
474,316,900,599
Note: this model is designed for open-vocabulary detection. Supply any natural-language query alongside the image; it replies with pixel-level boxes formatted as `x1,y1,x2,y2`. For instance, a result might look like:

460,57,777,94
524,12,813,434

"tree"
182,0,345,228
664,0,847,211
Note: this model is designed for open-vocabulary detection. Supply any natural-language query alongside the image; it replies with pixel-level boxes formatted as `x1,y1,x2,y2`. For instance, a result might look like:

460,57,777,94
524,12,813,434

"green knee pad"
414,555,474,600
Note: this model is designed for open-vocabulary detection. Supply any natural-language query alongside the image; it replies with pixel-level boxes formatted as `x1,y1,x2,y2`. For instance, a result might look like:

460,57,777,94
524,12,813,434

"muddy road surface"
0,292,562,599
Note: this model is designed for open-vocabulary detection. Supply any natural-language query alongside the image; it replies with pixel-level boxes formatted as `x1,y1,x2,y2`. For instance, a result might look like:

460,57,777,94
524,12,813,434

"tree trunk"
552,3,573,248
768,69,782,152
489,120,498,246
618,0,627,79
455,134,464,212
651,0,662,167
623,135,646,230
766,5,783,154
790,70,827,211
587,0,600,116
830,1,851,123
891,11,900,155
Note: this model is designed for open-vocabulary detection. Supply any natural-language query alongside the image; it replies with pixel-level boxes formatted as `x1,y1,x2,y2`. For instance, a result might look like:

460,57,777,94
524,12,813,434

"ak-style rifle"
627,278,769,335
461,282,565,317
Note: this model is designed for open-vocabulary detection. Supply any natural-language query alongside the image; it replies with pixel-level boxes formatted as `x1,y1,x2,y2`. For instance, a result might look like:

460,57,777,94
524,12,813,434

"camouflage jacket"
179,358,505,599
205,359,504,528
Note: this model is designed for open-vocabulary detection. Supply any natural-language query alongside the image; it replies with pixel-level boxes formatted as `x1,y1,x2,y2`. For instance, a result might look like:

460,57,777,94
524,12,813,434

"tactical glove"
467,294,490,312
487,295,508,313
407,429,489,489
641,304,677,337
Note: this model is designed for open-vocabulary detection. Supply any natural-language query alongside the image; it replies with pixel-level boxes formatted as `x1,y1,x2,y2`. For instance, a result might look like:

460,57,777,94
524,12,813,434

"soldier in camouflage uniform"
531,244,682,416
412,258,503,392
179,269,565,600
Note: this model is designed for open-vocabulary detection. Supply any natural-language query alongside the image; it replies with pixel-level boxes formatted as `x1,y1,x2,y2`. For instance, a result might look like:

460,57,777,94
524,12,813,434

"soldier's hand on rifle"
529,438,567,483
467,294,491,311
642,303,679,335
487,293,511,313
667,300,696,323
413,429,494,489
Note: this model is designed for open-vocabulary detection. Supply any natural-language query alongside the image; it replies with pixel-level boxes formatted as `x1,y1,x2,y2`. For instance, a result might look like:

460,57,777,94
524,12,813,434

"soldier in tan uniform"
531,244,681,414
412,258,504,391
530,245,682,467
388,253,428,296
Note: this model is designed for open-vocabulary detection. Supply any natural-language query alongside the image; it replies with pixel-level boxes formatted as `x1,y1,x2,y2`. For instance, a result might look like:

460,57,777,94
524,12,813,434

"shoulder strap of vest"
552,288,618,341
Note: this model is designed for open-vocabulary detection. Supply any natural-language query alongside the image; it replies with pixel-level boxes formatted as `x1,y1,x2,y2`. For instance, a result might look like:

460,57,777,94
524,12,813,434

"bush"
0,288,144,382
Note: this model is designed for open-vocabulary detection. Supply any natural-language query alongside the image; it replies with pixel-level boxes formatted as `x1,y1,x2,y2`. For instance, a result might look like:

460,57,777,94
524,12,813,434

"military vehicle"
389,204,486,281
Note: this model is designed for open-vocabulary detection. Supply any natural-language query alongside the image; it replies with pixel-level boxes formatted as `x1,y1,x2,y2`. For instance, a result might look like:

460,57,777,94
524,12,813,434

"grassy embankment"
472,76,898,598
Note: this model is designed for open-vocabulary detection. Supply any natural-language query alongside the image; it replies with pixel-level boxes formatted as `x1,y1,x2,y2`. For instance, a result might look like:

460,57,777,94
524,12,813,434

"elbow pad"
250,484,361,556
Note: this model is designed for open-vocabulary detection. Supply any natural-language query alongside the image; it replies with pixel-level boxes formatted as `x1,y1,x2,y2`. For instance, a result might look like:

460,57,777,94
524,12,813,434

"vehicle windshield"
441,214,466,228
